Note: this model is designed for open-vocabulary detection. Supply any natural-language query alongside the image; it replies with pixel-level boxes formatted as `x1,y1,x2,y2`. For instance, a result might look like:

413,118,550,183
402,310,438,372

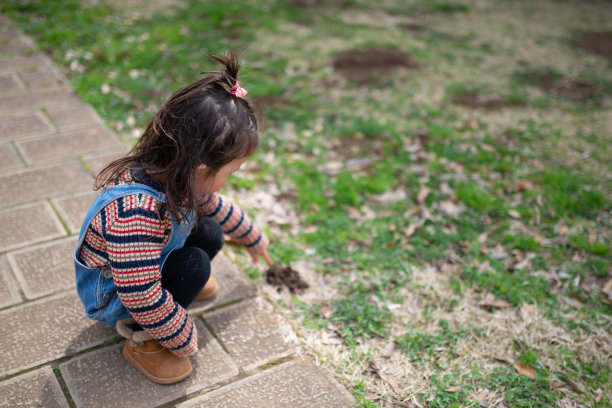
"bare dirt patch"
578,31,612,59
290,0,350,9
333,47,420,85
450,93,526,110
266,264,310,294
398,22,426,33
290,0,324,8
535,74,598,103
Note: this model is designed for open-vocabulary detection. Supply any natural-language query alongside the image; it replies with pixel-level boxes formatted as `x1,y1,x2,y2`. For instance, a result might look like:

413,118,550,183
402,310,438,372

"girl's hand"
252,249,273,266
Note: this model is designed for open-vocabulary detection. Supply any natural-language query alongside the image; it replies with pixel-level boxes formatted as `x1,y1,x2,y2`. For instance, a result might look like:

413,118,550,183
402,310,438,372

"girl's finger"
262,251,273,266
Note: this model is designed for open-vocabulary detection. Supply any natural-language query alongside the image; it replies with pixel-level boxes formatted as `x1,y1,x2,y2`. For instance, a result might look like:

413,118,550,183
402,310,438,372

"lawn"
2,0,611,406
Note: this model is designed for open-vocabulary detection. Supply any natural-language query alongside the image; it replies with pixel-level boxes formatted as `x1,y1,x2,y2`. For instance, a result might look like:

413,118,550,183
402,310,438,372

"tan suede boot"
116,318,193,385
195,276,218,301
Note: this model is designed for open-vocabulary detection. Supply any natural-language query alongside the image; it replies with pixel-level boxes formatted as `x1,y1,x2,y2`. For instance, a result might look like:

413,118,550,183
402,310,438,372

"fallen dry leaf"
508,210,521,219
594,391,602,403
374,189,408,203
320,303,331,319
478,299,513,309
532,160,544,170
493,356,513,365
589,231,598,246
514,363,536,379
514,180,534,191
463,119,478,130
477,260,493,273
348,207,361,219
439,200,464,217
323,160,343,175
603,279,612,294
444,386,461,392
417,186,431,204
379,372,402,394
381,340,395,357
371,362,402,394
404,224,418,237
551,381,566,389
440,182,455,196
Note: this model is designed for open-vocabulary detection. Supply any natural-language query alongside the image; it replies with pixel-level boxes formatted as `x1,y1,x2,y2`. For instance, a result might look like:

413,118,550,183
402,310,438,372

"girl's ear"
195,164,208,172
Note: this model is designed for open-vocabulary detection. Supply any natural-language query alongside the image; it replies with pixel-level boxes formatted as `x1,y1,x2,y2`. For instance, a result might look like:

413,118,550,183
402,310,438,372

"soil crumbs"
535,74,598,103
265,264,310,294
333,47,420,85
578,31,612,59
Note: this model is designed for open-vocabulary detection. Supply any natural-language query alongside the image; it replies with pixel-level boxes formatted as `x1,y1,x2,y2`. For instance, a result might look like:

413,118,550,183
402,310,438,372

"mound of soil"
450,94,525,110
578,32,612,59
290,0,323,8
290,0,349,8
265,265,309,294
333,47,420,85
398,22,425,33
535,74,597,104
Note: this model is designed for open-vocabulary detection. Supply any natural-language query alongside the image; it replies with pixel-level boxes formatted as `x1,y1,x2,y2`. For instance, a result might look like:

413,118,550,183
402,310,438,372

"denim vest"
73,183,195,326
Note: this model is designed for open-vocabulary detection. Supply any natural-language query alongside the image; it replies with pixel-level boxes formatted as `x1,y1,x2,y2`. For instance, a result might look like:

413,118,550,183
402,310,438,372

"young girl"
73,53,271,384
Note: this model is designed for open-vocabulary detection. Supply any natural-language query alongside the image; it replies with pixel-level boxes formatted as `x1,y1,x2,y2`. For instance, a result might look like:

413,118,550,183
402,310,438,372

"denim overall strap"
73,183,196,326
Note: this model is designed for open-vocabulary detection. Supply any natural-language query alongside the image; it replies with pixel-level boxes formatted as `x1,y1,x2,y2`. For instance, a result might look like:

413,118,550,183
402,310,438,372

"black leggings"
160,216,223,308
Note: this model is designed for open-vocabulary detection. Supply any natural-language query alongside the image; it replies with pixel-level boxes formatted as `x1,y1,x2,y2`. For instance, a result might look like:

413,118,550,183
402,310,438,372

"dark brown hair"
95,52,258,222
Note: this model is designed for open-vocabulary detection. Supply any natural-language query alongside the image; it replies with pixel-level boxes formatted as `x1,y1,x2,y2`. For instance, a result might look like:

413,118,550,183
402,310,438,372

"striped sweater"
78,173,267,356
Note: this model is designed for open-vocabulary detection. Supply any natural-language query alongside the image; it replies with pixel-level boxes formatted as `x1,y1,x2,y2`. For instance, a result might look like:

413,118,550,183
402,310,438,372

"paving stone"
0,291,116,377
204,297,298,371
52,191,97,235
0,257,22,308
0,112,54,141
0,55,50,74
0,29,25,40
17,126,124,164
46,105,104,131
0,36,34,55
0,89,81,115
0,74,23,94
61,319,238,408
0,161,92,208
19,69,67,90
0,142,23,171
0,366,69,408
82,151,127,177
0,201,66,252
177,357,355,408
7,236,78,299
189,252,257,314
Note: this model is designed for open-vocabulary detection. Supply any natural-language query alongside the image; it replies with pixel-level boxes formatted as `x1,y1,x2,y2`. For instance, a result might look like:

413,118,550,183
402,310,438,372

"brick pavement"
0,17,355,408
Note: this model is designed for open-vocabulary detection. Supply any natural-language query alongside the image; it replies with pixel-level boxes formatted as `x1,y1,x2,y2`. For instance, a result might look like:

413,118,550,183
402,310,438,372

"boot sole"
122,342,193,385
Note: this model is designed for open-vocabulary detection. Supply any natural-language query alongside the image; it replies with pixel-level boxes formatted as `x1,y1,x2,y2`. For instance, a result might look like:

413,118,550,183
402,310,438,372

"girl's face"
192,157,248,195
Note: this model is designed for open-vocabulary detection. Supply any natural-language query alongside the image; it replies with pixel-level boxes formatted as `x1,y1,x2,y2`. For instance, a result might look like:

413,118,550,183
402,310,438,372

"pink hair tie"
230,82,248,98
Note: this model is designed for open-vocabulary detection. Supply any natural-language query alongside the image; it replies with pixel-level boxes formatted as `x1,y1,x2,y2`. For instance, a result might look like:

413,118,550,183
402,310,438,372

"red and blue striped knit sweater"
78,173,268,356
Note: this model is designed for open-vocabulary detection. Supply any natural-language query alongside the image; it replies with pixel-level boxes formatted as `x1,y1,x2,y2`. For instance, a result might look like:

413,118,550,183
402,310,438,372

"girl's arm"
197,193,269,258
100,194,198,356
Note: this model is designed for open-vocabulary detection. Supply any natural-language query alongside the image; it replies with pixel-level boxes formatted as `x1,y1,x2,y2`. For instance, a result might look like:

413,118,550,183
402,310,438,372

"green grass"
331,293,393,346
395,319,475,364
424,363,564,408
